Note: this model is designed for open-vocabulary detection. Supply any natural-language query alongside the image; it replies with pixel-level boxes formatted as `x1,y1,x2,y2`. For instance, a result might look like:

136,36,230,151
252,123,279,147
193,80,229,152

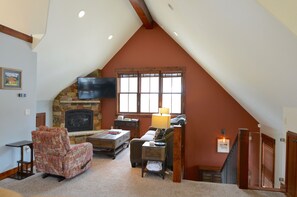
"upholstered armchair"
31,126,93,181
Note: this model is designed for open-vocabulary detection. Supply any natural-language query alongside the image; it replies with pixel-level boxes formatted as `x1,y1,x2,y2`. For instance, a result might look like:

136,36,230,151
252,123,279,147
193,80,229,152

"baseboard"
248,186,286,193
0,167,18,180
0,162,34,181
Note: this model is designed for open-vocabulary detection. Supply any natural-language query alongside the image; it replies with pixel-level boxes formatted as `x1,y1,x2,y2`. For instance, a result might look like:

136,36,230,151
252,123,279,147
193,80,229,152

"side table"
6,140,34,180
142,141,166,179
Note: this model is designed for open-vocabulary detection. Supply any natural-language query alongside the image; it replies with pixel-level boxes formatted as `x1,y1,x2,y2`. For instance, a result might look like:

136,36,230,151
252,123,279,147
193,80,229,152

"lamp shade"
151,114,171,129
159,107,170,115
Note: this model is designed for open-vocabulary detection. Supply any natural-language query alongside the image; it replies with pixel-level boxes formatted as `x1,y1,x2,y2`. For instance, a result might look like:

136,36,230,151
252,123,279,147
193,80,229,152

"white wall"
0,32,37,173
257,0,297,36
283,107,297,133
0,0,49,35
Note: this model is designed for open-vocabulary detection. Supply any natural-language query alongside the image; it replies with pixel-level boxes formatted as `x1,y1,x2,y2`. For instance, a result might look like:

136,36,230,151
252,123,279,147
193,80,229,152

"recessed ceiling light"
108,35,113,40
78,10,85,18
173,31,178,36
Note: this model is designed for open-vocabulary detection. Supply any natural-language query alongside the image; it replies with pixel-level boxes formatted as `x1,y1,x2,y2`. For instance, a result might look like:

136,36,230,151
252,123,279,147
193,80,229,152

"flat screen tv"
77,77,116,99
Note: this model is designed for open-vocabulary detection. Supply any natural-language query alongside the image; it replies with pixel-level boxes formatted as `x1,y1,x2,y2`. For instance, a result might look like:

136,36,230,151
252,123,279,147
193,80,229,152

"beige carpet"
0,148,285,197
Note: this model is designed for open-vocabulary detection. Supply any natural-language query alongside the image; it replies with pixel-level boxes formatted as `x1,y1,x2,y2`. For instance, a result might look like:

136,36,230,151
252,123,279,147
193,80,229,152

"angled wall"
101,24,259,180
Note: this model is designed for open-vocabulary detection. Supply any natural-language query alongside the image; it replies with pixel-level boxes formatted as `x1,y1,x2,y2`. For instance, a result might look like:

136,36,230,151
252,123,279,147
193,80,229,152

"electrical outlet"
280,138,285,142
24,145,31,152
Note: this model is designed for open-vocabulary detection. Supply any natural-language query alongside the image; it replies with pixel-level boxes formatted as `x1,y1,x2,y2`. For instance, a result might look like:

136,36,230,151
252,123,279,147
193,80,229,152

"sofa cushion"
146,130,156,136
154,129,166,140
140,134,154,141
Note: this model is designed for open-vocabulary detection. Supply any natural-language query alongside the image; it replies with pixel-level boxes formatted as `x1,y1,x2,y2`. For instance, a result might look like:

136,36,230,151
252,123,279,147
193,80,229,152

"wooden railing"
197,128,249,188
237,128,249,189
173,125,185,182
220,135,238,184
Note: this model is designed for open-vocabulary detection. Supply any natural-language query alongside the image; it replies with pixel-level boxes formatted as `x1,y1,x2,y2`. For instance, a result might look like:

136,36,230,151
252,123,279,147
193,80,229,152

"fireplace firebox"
65,109,93,132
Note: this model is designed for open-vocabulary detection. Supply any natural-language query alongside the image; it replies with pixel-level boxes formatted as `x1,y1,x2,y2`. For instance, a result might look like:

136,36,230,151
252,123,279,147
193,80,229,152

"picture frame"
217,138,230,153
0,67,22,89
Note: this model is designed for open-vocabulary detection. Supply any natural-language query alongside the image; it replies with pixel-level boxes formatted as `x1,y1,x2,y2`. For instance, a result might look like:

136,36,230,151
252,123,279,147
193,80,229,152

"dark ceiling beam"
0,24,33,43
129,0,153,29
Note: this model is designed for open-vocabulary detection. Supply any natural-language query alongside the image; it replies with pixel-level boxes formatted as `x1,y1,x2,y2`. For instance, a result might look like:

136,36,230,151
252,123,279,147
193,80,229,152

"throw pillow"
154,129,165,140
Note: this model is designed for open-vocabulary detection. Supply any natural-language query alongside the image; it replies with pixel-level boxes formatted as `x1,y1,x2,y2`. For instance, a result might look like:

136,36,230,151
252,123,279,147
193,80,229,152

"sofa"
130,126,174,169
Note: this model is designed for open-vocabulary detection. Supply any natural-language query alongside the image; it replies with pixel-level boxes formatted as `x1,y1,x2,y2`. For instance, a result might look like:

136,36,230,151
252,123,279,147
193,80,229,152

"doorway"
286,131,297,197
36,112,46,127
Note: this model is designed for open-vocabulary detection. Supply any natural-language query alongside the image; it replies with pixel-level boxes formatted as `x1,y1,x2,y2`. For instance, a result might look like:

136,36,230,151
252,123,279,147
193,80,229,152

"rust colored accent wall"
101,24,259,180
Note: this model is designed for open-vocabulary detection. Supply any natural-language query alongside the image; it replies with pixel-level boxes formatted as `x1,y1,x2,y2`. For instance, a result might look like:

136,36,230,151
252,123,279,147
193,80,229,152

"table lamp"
151,108,171,140
159,107,170,115
151,114,171,129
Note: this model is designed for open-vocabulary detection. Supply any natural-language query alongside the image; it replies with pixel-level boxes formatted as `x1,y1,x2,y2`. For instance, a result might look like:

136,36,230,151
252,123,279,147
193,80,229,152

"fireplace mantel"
60,100,100,104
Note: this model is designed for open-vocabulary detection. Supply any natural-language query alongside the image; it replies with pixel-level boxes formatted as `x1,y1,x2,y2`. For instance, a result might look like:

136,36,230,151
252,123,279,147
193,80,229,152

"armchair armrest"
63,142,93,178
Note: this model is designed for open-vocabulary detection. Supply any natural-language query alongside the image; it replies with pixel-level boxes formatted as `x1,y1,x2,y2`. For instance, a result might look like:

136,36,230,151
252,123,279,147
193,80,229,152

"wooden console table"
6,140,34,180
114,119,139,139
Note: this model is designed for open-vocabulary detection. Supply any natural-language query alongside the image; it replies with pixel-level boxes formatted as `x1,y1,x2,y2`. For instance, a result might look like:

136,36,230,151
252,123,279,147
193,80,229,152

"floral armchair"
31,126,93,181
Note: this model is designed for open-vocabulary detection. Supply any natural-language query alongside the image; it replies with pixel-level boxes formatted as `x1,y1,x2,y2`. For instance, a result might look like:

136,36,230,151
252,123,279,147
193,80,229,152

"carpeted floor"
0,148,286,197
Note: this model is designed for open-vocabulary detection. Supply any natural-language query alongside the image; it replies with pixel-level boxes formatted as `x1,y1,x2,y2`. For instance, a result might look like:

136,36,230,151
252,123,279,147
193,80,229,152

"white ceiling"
144,0,297,133
34,0,141,101
257,0,297,36
0,0,49,36
1,0,297,134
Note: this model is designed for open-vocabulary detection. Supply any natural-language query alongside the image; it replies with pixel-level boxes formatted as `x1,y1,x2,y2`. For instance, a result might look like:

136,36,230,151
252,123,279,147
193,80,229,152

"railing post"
173,125,183,182
237,128,249,189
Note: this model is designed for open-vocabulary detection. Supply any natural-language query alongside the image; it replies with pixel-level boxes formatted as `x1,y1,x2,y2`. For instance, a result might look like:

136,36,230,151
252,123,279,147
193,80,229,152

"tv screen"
77,77,116,99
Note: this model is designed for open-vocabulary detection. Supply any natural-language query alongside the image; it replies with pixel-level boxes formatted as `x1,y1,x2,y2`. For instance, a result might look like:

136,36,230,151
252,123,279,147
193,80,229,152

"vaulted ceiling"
1,0,297,135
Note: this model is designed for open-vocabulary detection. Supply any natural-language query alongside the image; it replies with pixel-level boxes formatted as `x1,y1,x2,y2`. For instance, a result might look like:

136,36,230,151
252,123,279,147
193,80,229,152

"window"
118,69,183,114
162,73,182,114
118,73,138,113
140,73,159,113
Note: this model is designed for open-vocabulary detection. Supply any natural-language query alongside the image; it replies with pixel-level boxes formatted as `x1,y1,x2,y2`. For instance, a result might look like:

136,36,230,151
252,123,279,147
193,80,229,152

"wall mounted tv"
77,77,116,99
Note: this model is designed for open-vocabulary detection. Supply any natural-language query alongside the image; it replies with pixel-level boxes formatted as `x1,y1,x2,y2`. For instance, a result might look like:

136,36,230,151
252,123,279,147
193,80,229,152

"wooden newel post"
237,128,249,189
173,125,183,182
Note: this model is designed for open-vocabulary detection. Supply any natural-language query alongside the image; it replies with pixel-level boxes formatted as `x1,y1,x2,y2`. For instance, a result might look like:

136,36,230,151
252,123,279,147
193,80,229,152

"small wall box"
18,93,26,97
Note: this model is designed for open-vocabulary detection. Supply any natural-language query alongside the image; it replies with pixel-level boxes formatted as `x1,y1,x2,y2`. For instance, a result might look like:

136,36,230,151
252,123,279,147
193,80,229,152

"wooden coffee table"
86,130,130,159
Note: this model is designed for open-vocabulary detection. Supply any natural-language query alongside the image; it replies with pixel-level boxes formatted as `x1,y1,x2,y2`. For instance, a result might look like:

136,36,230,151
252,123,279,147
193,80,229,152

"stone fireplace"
65,109,94,132
52,70,102,131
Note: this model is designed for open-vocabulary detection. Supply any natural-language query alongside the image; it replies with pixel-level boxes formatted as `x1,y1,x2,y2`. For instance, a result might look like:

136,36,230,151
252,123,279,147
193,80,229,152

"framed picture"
217,138,230,153
0,67,22,89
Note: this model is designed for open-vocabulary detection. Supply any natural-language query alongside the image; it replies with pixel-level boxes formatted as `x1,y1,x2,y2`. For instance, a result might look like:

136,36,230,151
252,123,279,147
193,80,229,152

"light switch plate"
25,109,30,115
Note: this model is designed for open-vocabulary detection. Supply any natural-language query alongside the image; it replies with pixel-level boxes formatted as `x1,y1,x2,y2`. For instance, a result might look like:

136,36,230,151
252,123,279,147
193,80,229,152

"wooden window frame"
116,67,185,115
